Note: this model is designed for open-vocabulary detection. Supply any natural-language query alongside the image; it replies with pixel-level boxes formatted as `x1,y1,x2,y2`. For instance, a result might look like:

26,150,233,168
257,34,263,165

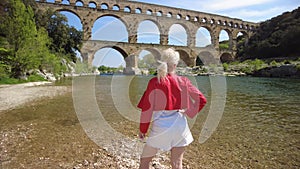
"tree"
36,9,83,62
1,0,39,78
1,0,60,78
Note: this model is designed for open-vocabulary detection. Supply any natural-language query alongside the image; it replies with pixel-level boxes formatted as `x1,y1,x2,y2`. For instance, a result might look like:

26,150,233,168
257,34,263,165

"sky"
131,0,299,23
58,0,300,67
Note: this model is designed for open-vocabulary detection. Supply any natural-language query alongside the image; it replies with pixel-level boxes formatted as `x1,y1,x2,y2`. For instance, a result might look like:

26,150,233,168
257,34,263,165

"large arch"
54,8,82,22
57,10,83,31
196,27,212,47
137,48,161,70
219,29,231,50
176,50,192,66
198,51,219,65
92,46,128,67
220,53,234,63
168,24,188,46
137,20,160,44
92,15,129,42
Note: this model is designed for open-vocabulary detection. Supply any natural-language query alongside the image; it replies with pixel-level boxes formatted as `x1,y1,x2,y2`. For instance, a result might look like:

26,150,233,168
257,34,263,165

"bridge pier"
123,54,141,75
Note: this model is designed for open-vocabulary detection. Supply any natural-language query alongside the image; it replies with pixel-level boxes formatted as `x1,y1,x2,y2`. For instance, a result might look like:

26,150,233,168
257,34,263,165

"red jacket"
137,74,207,134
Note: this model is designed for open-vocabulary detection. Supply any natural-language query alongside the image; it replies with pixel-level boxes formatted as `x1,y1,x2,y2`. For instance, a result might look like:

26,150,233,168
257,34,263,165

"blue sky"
132,0,299,22
58,0,300,67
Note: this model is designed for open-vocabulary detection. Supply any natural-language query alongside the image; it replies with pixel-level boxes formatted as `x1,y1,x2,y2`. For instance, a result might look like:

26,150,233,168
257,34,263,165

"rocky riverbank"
0,81,173,169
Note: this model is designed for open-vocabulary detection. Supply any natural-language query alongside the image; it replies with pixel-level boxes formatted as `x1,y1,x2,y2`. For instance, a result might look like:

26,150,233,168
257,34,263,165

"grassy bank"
0,74,47,85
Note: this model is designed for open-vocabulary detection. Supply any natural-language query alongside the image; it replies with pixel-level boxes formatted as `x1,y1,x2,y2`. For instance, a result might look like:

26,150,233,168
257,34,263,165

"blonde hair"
157,48,180,83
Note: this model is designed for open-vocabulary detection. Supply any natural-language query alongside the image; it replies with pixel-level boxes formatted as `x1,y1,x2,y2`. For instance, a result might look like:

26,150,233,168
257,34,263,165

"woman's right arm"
137,79,155,134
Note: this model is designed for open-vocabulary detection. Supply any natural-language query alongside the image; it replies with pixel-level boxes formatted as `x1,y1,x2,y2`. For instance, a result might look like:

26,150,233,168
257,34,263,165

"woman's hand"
139,132,146,142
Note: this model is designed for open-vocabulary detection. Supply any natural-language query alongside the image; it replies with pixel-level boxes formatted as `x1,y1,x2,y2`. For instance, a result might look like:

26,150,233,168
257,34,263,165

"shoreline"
0,81,70,113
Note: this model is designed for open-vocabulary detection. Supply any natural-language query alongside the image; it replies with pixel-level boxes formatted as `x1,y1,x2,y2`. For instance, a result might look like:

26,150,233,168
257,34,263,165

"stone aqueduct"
36,0,259,74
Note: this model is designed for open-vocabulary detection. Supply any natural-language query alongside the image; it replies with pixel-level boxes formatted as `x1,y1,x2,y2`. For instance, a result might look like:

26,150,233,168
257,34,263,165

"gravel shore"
0,82,69,112
0,81,172,169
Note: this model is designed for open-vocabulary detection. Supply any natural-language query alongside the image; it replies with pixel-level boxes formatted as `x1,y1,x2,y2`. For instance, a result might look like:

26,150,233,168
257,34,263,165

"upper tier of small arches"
38,0,258,31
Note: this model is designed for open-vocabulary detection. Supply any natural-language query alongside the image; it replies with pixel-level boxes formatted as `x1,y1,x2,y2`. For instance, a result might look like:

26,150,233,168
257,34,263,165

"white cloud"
194,0,274,11
224,6,297,22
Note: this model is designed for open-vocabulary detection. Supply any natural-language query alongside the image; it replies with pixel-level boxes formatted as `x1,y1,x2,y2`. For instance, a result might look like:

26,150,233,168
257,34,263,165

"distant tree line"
0,0,82,80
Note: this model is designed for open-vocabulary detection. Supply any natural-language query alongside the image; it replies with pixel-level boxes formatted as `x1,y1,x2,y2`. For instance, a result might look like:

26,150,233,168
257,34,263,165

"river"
90,75,299,168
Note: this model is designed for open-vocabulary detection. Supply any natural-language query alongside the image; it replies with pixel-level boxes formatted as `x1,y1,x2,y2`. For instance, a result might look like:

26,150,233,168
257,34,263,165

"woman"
137,48,207,169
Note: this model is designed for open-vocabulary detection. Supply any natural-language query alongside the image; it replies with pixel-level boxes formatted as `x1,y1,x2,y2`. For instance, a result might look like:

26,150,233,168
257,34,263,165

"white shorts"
146,110,194,151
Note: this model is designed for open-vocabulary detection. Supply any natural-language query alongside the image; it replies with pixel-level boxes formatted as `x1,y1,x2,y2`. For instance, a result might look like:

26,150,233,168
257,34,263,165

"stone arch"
92,14,129,42
124,6,131,13
196,56,204,66
218,29,232,50
54,9,84,32
146,9,152,15
61,0,70,5
137,48,161,70
88,1,96,8
75,0,84,6
198,51,218,65
156,11,163,17
176,50,193,66
196,26,212,47
94,14,129,32
236,31,249,39
137,19,161,44
140,48,161,60
135,8,142,14
168,23,189,46
91,46,128,64
220,52,234,63
101,3,108,9
55,8,82,21
112,4,120,11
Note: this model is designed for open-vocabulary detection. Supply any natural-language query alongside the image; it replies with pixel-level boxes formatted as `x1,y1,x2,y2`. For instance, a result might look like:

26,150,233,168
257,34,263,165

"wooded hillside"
239,7,300,60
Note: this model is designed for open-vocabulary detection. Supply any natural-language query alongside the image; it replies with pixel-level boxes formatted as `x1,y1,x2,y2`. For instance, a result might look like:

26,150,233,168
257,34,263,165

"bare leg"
139,144,158,169
171,147,185,169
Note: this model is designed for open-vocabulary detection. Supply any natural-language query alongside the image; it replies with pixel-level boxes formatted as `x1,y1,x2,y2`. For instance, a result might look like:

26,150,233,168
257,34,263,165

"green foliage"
270,60,278,66
97,65,122,74
222,63,229,71
219,40,229,50
241,7,300,59
0,63,9,79
36,10,83,62
27,74,47,82
0,74,45,84
148,68,156,75
1,0,41,78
